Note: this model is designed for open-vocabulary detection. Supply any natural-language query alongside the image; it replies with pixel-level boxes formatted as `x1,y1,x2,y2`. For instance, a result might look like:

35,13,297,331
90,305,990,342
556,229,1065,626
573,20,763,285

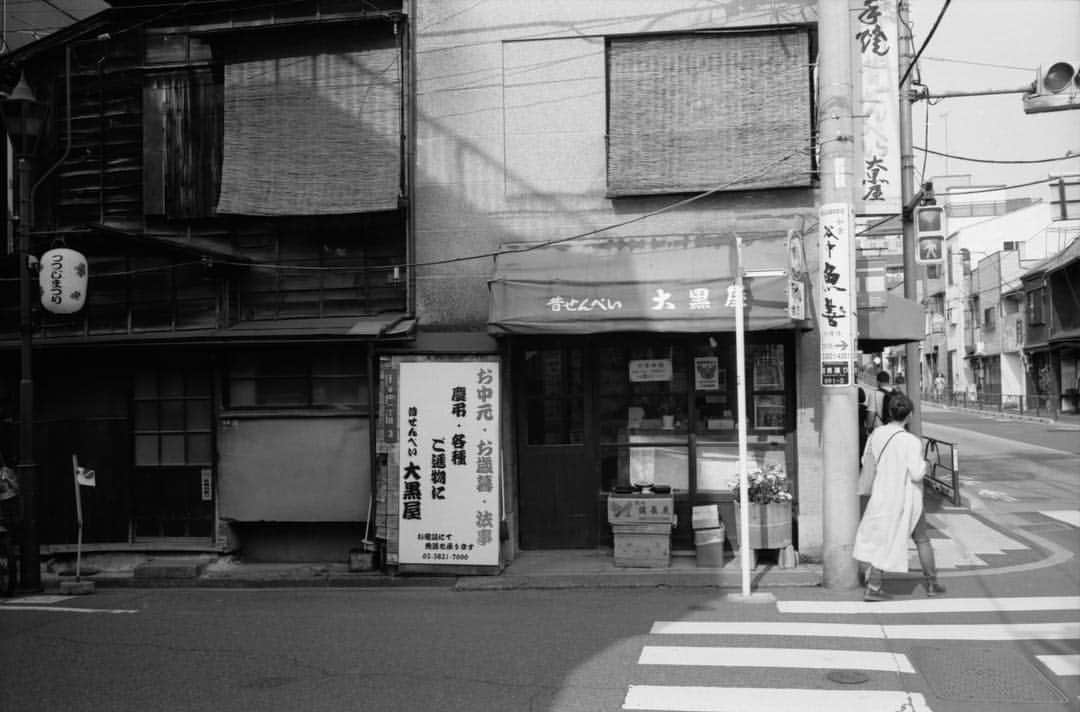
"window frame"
224,347,369,412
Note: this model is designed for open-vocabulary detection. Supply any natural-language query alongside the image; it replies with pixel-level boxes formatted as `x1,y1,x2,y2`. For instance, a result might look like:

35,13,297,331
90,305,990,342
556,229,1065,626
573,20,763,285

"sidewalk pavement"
34,495,1060,593
37,547,824,592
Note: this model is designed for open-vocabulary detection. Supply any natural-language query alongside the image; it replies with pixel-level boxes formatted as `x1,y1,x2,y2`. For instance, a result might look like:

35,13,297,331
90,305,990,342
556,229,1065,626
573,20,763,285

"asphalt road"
2,582,1078,712
922,405,1080,455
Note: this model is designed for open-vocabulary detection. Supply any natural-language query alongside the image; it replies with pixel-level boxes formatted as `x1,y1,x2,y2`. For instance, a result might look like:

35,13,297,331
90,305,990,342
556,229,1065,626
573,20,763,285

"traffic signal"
914,204,945,265
1023,62,1080,114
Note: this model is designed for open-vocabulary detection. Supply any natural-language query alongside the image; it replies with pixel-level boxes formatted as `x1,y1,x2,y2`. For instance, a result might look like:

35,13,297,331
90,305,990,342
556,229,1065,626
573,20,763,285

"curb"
454,566,824,591
40,565,824,592
42,573,458,590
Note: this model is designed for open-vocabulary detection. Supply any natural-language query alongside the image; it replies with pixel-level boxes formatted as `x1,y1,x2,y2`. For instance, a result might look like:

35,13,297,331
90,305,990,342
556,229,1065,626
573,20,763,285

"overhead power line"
899,0,952,88
945,177,1054,196
914,146,1080,165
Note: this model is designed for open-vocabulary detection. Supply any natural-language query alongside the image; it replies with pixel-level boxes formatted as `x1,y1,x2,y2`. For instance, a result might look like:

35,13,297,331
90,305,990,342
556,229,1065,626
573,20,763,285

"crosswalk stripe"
639,645,914,673
651,621,1080,640
777,595,1080,615
1037,654,1080,676
1041,510,1080,527
623,685,933,711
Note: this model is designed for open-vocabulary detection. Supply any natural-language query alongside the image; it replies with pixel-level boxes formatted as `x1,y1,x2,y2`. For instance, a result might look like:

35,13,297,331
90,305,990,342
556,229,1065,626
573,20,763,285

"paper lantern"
39,248,88,314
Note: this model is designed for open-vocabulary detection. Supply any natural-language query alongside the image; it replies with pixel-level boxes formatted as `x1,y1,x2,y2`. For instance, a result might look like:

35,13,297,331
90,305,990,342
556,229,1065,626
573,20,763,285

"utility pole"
899,0,922,435
818,0,859,590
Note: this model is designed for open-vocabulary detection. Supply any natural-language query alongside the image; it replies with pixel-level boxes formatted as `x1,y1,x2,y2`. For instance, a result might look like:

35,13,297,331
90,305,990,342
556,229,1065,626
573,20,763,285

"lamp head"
1,71,45,155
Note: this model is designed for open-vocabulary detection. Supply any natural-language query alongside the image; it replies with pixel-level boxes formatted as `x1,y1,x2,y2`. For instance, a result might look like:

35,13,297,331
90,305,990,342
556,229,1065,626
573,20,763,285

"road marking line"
926,512,1028,553
639,646,914,673
1041,510,1080,527
778,595,1080,615
1037,654,1080,676
3,595,74,604
0,605,137,614
651,621,1080,640
623,685,933,711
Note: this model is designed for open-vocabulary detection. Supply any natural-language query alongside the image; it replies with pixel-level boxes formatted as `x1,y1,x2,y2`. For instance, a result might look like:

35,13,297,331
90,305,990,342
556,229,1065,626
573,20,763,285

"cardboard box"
612,523,671,568
692,504,721,529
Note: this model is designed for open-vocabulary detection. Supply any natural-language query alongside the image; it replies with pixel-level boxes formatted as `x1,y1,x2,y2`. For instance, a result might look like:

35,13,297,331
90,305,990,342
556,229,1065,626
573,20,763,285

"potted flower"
728,464,793,549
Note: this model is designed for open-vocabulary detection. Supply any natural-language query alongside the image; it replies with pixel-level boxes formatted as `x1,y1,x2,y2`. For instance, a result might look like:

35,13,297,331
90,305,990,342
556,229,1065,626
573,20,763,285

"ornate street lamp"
2,72,46,592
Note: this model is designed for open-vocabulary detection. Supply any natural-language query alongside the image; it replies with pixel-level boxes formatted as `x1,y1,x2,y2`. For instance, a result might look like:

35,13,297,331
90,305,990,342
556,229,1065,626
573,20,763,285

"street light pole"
3,73,44,592
16,153,40,592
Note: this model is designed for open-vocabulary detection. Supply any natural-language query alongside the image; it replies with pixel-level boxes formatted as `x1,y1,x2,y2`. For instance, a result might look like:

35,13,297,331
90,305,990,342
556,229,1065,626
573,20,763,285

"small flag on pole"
75,466,96,487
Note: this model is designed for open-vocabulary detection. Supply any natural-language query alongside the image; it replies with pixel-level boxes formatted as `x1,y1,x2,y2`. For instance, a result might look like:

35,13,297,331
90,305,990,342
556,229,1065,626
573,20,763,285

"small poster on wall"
629,358,673,382
694,357,720,391
398,361,501,567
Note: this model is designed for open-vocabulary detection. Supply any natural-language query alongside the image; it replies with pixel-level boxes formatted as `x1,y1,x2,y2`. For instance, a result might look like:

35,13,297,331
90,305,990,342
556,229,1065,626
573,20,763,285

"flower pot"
729,500,792,550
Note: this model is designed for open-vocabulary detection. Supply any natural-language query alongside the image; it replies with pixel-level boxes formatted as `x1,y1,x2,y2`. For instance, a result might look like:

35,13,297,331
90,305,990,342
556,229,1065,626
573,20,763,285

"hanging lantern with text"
39,248,89,314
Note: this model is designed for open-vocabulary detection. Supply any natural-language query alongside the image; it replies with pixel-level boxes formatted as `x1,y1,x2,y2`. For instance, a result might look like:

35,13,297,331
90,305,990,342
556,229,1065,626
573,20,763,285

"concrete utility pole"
899,0,922,436
818,0,859,590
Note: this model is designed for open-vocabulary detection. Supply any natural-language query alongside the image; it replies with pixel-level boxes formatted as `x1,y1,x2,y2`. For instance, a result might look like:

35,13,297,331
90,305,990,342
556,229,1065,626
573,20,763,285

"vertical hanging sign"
819,203,857,386
853,0,901,215
398,361,501,566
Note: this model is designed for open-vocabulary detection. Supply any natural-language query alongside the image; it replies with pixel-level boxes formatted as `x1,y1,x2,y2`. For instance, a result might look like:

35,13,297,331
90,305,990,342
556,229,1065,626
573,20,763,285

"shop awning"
857,292,924,351
488,234,806,335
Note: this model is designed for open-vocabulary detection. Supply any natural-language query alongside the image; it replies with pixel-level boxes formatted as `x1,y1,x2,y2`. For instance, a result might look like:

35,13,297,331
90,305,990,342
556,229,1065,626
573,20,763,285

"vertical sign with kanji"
398,361,501,566
819,203,857,386
853,0,901,215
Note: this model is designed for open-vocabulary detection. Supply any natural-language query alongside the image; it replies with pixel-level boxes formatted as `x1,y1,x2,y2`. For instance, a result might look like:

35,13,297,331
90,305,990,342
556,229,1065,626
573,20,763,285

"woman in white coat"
854,392,945,601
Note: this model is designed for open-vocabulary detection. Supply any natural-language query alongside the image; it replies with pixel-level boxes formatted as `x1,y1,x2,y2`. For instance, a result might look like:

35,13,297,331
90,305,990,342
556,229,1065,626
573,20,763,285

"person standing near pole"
854,392,945,601
866,370,895,431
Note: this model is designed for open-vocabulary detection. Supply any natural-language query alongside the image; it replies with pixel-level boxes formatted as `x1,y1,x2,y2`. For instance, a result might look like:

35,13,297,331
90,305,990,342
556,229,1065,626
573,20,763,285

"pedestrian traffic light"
1023,62,1080,114
914,204,945,265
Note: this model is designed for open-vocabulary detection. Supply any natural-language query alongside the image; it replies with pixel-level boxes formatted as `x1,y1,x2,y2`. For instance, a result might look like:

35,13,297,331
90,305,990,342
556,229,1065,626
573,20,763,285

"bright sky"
909,0,1080,201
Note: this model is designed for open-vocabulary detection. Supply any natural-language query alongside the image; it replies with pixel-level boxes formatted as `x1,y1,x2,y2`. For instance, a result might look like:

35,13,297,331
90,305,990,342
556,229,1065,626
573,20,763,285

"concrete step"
133,557,210,580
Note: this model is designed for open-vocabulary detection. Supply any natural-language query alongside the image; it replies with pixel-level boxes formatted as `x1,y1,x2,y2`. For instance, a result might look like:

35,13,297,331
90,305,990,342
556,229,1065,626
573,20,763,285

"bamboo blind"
607,30,812,196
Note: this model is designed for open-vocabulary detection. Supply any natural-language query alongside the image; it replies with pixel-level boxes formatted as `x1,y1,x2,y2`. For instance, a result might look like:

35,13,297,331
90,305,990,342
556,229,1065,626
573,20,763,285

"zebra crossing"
621,595,1080,711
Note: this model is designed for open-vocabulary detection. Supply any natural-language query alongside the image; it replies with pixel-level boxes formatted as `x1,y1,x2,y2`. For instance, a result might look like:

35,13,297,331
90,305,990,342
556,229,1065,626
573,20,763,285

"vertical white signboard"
819,203,857,386
398,361,501,566
854,0,901,215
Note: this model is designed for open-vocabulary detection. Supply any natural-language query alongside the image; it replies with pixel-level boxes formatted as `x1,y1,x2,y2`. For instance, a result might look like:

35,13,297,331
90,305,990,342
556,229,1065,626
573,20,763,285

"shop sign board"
819,203,857,387
607,495,674,524
853,0,901,215
397,361,501,566
787,279,805,320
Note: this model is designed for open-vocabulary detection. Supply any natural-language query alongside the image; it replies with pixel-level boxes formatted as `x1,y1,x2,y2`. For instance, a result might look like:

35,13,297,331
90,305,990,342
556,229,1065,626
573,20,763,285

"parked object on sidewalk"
693,525,726,567
608,492,675,568
63,454,96,595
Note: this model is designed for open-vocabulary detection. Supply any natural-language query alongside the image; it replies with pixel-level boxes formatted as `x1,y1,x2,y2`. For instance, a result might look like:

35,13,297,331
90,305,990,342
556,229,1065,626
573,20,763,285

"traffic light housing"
914,204,945,265
1023,62,1080,114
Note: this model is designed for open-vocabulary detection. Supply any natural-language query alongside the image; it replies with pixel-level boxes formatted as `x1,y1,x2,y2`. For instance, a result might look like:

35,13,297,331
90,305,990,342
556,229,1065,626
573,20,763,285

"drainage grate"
910,646,1067,703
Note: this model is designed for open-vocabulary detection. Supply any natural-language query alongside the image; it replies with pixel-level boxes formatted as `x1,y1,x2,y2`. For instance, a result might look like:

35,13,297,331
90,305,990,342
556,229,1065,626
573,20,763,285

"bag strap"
875,430,902,466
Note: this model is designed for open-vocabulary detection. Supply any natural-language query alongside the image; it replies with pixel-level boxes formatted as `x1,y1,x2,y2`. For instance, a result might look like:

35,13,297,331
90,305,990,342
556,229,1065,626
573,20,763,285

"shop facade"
375,0,829,572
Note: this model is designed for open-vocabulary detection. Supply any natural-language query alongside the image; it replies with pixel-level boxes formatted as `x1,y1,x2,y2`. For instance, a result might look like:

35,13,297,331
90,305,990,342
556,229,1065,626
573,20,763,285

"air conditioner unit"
1002,241,1019,251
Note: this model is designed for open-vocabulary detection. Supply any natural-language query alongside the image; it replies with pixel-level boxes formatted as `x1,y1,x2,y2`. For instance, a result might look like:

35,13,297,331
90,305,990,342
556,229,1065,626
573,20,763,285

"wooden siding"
143,69,222,218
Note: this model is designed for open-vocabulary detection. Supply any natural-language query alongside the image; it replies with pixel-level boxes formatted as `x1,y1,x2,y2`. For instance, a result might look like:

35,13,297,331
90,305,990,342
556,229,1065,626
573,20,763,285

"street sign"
818,203,856,386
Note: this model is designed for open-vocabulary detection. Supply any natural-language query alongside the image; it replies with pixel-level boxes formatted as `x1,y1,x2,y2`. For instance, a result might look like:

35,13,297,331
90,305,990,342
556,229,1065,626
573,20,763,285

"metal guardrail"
922,390,1059,418
922,436,961,507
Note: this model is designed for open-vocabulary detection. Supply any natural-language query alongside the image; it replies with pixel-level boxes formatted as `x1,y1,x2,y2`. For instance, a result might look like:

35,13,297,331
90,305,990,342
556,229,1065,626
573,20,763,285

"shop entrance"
515,344,596,548
514,333,796,551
